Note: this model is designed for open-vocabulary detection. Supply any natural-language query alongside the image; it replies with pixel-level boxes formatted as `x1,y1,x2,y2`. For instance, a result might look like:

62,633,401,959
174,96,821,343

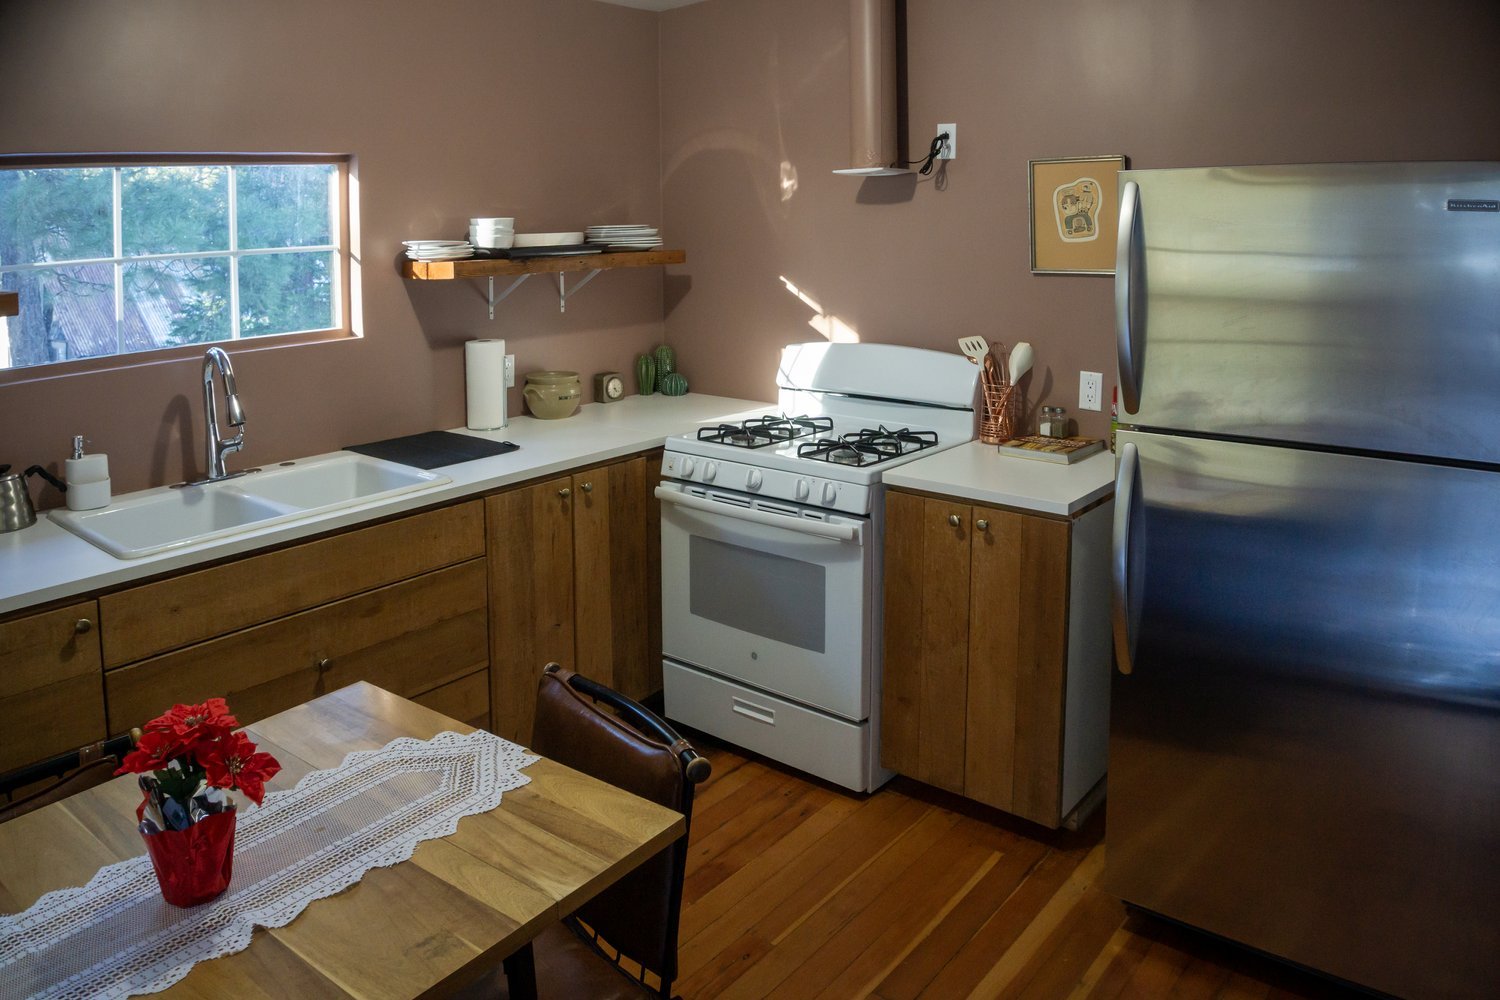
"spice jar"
1048,406,1069,438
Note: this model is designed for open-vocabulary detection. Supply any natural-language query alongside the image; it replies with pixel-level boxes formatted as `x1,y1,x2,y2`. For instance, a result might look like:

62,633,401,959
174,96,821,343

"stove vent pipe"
833,0,909,176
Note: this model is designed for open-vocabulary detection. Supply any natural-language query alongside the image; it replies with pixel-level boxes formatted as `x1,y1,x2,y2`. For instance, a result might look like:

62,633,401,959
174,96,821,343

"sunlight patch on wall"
780,276,860,343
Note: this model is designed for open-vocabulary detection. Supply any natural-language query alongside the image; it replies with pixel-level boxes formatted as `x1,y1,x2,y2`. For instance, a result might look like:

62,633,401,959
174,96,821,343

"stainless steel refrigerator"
1106,162,1500,1000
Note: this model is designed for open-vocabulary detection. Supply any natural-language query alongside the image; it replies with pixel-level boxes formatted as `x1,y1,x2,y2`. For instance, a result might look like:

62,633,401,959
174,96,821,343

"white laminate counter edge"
882,442,1116,517
0,395,774,617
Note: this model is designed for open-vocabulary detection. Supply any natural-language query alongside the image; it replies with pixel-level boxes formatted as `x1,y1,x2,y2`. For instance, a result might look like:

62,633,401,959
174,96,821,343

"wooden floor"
675,740,1369,1000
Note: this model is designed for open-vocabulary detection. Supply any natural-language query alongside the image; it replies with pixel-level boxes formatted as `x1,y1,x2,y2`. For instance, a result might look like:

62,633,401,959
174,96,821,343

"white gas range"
657,342,979,791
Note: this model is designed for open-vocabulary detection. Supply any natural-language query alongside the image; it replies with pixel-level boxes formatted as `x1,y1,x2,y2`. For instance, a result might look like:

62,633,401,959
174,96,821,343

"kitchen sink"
50,453,451,559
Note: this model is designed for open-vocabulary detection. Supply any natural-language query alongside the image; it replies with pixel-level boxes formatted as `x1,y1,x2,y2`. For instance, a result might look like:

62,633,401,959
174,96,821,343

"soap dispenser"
65,435,111,511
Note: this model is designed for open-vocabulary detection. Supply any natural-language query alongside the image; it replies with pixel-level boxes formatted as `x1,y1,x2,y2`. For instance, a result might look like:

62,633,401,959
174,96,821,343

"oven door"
656,482,873,722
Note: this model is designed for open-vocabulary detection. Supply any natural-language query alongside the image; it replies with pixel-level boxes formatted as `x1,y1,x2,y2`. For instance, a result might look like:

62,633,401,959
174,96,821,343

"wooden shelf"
402,249,684,281
0,292,17,318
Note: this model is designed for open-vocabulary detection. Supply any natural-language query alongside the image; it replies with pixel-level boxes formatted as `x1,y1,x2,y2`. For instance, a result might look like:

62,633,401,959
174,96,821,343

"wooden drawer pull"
580,482,593,493
557,487,571,499
976,519,989,531
74,618,93,635
948,514,961,527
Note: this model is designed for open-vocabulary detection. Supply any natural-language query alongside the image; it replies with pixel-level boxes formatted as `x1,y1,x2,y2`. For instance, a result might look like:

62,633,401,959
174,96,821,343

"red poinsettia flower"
200,730,282,806
145,698,239,744
115,728,192,775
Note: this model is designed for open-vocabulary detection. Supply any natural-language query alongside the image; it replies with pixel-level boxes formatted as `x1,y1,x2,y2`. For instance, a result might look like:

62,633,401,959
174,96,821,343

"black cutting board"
344,431,518,470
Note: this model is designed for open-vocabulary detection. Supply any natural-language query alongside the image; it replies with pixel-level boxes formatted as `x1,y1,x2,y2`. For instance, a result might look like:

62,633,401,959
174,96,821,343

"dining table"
0,681,686,999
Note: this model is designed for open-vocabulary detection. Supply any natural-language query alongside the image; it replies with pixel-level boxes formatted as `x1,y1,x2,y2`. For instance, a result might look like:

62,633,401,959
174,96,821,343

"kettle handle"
24,465,68,493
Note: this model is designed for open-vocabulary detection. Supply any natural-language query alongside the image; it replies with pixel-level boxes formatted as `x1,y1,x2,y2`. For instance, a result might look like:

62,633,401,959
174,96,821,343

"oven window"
689,536,826,652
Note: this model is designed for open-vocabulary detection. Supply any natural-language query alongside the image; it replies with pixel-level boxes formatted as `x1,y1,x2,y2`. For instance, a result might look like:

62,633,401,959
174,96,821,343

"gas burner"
696,414,833,449
797,426,939,466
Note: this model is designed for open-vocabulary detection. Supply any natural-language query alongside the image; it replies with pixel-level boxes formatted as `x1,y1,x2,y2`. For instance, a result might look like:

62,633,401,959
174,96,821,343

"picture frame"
1028,154,1129,275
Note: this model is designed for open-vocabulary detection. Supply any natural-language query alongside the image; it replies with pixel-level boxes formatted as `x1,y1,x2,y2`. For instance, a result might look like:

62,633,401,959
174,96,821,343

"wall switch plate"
1080,371,1103,411
504,354,515,388
936,123,956,160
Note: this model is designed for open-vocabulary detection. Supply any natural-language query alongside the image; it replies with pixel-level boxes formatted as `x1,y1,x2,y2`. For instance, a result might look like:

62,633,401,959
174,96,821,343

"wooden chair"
0,730,139,825
483,663,711,1000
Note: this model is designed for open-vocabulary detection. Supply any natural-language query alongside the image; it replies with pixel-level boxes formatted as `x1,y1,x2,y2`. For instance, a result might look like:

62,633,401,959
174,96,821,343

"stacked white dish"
470,217,515,249
585,225,663,251
513,231,586,248
404,240,473,260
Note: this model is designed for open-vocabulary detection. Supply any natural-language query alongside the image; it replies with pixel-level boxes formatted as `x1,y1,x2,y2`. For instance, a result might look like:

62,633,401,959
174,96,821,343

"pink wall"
659,0,1500,438
0,0,666,497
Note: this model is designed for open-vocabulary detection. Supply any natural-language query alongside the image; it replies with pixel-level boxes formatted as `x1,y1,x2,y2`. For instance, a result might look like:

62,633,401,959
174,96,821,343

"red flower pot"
141,808,237,907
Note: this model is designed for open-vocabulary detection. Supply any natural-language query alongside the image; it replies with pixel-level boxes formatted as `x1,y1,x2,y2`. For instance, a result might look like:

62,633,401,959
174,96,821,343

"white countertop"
0,394,773,617
883,442,1116,517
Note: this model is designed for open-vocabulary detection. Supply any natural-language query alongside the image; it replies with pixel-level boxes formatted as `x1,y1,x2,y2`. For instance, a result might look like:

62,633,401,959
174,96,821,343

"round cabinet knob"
746,469,764,490
702,461,718,483
580,482,593,493
558,487,572,499
74,618,93,635
316,657,332,673
948,514,961,527
822,482,838,504
681,458,697,477
976,519,989,531
794,479,810,500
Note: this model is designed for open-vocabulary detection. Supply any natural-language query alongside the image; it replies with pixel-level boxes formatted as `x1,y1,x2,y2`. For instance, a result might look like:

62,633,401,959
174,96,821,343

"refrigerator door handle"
1115,179,1145,414
1111,441,1141,674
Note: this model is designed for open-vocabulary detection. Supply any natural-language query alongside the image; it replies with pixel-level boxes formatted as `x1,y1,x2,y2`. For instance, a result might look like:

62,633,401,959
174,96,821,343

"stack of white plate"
585,225,663,251
404,240,473,260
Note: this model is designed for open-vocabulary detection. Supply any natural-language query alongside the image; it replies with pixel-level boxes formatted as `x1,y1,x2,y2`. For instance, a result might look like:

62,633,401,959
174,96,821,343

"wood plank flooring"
676,739,1369,1000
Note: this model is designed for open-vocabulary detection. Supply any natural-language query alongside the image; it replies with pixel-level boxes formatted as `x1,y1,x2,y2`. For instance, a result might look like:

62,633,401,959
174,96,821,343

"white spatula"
957,336,990,366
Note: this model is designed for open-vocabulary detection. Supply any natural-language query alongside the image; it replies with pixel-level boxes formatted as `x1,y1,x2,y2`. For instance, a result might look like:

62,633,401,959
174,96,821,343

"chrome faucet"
202,347,246,481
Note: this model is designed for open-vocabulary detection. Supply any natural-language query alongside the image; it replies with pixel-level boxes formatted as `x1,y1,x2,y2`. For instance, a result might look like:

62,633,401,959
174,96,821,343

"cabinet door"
880,490,972,794
106,561,488,732
573,456,653,700
487,476,575,745
0,602,106,773
964,506,1071,825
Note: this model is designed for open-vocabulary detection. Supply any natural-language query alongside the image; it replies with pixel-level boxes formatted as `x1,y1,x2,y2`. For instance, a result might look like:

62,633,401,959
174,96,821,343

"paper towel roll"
465,339,508,430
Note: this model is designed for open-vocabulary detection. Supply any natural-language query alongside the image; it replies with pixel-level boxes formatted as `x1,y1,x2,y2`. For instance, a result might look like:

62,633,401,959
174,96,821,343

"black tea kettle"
0,464,68,532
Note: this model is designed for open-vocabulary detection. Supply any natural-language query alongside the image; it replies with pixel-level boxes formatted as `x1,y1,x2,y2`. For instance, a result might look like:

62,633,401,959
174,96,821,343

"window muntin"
0,161,343,371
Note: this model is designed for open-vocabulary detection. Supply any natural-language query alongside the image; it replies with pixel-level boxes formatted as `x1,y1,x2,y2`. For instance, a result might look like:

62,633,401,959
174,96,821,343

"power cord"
897,132,949,176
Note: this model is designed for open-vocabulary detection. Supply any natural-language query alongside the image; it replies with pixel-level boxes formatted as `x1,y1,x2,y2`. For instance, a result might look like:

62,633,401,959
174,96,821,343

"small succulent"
636,354,656,395
660,372,689,396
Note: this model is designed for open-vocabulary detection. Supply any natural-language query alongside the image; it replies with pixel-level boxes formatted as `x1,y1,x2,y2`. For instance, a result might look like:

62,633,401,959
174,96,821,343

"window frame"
0,152,354,386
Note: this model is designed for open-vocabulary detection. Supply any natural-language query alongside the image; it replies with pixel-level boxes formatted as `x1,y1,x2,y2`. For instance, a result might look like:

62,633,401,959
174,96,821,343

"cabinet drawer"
412,670,490,730
100,501,485,667
0,602,106,773
106,559,488,731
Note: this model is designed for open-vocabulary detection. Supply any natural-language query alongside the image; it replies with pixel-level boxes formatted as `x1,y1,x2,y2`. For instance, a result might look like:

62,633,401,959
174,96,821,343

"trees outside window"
0,161,342,371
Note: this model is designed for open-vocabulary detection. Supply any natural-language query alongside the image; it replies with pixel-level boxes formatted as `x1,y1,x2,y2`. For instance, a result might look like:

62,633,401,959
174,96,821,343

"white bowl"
470,230,516,249
513,231,585,248
470,217,515,228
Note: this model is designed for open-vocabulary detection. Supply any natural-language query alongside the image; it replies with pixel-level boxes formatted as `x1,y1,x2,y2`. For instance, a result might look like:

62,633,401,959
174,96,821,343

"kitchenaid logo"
1446,198,1498,212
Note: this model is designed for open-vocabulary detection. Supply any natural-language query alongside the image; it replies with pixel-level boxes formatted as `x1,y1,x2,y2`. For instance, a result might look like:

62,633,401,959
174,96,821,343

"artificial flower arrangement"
115,698,280,906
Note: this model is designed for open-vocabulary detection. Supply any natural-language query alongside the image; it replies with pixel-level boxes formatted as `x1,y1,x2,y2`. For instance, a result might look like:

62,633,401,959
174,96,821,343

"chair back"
530,664,708,994
0,732,138,825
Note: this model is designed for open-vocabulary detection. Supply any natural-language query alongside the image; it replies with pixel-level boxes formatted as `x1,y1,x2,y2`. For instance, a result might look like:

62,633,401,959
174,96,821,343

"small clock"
594,371,626,403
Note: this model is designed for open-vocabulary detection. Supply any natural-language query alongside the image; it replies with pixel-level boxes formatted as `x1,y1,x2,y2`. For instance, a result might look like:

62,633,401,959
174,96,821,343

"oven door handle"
655,486,860,542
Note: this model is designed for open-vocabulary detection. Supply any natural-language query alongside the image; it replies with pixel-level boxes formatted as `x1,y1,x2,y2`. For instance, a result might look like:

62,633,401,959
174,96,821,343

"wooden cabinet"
100,501,489,734
0,602,106,773
881,488,1111,828
487,452,658,745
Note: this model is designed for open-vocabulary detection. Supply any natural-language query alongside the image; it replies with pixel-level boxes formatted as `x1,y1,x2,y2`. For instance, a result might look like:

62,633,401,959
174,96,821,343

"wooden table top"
0,682,686,999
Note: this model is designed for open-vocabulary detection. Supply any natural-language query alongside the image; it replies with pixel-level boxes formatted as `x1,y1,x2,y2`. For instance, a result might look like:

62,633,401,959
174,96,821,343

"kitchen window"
0,155,349,374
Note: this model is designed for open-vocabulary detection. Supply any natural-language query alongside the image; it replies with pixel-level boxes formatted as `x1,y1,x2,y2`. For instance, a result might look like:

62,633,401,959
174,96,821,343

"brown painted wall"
0,0,665,497
659,0,1500,438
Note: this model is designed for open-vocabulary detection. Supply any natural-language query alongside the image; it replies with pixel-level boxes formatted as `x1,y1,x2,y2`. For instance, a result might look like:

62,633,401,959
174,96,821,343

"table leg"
502,941,537,1000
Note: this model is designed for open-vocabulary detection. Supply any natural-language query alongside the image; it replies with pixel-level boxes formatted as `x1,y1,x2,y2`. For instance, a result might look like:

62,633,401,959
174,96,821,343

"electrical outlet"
504,354,515,388
1080,371,1103,411
936,123,956,160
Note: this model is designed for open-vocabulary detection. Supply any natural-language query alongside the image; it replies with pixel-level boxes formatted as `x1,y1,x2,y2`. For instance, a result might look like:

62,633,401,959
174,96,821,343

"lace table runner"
0,730,538,1000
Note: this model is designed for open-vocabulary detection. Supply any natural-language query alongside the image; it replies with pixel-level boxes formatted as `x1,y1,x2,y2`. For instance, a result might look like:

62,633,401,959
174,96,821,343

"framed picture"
1029,154,1128,275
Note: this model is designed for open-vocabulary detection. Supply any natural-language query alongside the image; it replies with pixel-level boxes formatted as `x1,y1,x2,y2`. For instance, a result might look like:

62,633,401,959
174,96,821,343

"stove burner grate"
696,414,833,448
796,425,940,467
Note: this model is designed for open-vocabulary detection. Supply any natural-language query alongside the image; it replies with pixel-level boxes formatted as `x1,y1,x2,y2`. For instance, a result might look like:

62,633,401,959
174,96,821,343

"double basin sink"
50,453,451,559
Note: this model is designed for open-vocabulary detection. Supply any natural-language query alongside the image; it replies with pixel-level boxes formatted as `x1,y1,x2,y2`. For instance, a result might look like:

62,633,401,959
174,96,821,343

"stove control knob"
795,478,811,500
681,458,696,478
702,461,718,482
747,469,764,491
822,482,838,504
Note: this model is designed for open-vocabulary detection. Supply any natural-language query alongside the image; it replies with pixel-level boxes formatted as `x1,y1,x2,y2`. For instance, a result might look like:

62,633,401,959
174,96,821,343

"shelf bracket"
554,269,601,313
486,274,530,320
